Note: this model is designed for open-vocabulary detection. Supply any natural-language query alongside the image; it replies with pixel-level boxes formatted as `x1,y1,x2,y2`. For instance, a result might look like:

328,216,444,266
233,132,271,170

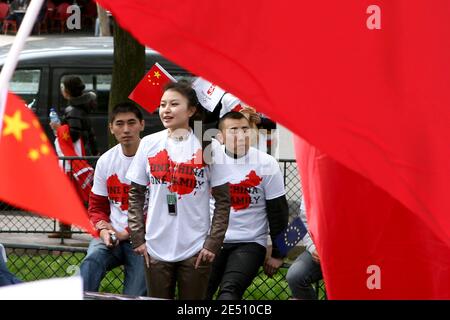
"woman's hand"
195,248,215,269
134,243,150,268
50,122,61,131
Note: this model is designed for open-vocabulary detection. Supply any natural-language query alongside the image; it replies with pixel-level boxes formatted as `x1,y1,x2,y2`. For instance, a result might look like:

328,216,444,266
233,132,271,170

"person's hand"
195,248,215,269
50,122,61,131
248,112,261,125
241,106,261,125
99,229,115,248
311,250,320,263
115,229,130,242
95,220,112,231
134,243,150,268
263,257,284,277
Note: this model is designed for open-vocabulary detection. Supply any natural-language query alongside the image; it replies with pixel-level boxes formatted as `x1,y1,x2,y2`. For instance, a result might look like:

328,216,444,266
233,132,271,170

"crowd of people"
1,77,323,300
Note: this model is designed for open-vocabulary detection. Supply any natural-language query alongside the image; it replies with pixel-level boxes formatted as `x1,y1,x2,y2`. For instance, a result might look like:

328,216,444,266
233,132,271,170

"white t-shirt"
126,129,228,262
210,142,286,247
91,144,134,232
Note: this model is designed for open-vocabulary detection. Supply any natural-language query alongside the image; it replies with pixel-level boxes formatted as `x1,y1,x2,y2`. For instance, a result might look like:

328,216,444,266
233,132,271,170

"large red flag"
0,93,95,234
296,137,450,299
128,62,176,114
97,0,450,298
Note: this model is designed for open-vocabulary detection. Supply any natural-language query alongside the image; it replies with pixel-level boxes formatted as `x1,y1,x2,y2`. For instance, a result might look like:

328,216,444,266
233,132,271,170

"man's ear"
109,123,114,135
216,131,224,144
140,120,145,132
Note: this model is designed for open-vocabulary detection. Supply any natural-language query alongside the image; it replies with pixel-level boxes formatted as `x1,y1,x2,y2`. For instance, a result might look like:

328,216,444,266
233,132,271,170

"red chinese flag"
0,93,95,235
97,0,450,298
56,124,94,203
128,62,176,114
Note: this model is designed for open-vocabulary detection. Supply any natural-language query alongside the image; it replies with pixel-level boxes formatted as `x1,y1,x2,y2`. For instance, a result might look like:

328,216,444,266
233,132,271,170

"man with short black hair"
207,111,289,300
79,103,147,296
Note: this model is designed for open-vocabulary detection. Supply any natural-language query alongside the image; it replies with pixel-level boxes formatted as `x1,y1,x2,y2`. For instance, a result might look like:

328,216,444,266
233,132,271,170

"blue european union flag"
275,216,308,256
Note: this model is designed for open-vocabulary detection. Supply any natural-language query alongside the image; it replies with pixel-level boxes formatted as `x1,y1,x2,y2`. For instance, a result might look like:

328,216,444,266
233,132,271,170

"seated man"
286,198,323,299
0,244,22,287
79,103,146,296
206,111,289,300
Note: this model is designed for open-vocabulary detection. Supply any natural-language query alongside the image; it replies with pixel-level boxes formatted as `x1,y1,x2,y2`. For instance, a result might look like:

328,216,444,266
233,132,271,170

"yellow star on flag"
62,131,70,141
154,71,161,79
2,110,30,141
40,133,48,142
28,149,40,161
40,144,50,155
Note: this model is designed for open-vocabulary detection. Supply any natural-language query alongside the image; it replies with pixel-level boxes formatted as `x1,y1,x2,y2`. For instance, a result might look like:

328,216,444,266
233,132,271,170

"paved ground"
0,232,92,248
0,211,92,248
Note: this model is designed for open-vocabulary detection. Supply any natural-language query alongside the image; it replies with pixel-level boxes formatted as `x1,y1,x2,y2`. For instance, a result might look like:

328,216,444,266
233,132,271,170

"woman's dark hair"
62,76,85,98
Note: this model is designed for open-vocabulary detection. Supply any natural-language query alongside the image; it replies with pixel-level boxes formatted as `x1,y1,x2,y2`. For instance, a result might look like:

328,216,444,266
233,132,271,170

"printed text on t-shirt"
229,170,262,211
148,149,206,196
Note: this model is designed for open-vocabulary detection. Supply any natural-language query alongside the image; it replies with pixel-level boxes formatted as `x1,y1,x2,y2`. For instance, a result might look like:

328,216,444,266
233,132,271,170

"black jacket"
62,92,98,155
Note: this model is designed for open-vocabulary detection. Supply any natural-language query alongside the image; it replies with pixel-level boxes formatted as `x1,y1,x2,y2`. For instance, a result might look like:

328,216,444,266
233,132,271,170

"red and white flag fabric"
192,77,225,112
55,124,94,203
128,62,176,114
97,0,450,299
0,92,95,234
219,93,243,117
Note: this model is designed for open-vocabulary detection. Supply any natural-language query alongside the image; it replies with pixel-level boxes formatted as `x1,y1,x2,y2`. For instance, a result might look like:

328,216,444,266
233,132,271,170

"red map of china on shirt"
107,174,130,211
229,170,262,211
148,148,205,196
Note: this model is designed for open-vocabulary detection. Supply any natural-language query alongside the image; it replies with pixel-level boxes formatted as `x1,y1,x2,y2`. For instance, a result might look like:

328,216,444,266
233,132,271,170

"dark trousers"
80,239,147,296
145,254,212,300
286,250,323,299
206,242,266,300
0,258,21,287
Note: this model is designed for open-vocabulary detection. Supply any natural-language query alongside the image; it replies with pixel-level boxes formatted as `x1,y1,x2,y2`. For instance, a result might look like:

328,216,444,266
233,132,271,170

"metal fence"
3,243,326,300
0,158,303,233
0,158,322,299
0,157,99,234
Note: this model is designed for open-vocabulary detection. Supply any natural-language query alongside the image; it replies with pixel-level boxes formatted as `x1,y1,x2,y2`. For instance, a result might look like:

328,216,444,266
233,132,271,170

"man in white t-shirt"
206,111,289,300
79,103,146,296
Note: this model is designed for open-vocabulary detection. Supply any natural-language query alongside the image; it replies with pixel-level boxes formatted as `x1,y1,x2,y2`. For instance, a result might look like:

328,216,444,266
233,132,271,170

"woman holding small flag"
48,76,97,239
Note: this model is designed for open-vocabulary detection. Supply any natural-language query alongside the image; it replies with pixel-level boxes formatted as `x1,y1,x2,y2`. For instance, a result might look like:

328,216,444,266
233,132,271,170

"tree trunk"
96,3,111,37
108,19,145,147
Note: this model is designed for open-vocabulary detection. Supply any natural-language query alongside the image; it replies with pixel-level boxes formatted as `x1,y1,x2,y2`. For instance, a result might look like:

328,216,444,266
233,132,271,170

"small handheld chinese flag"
0,92,95,235
128,62,176,114
56,124,94,203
